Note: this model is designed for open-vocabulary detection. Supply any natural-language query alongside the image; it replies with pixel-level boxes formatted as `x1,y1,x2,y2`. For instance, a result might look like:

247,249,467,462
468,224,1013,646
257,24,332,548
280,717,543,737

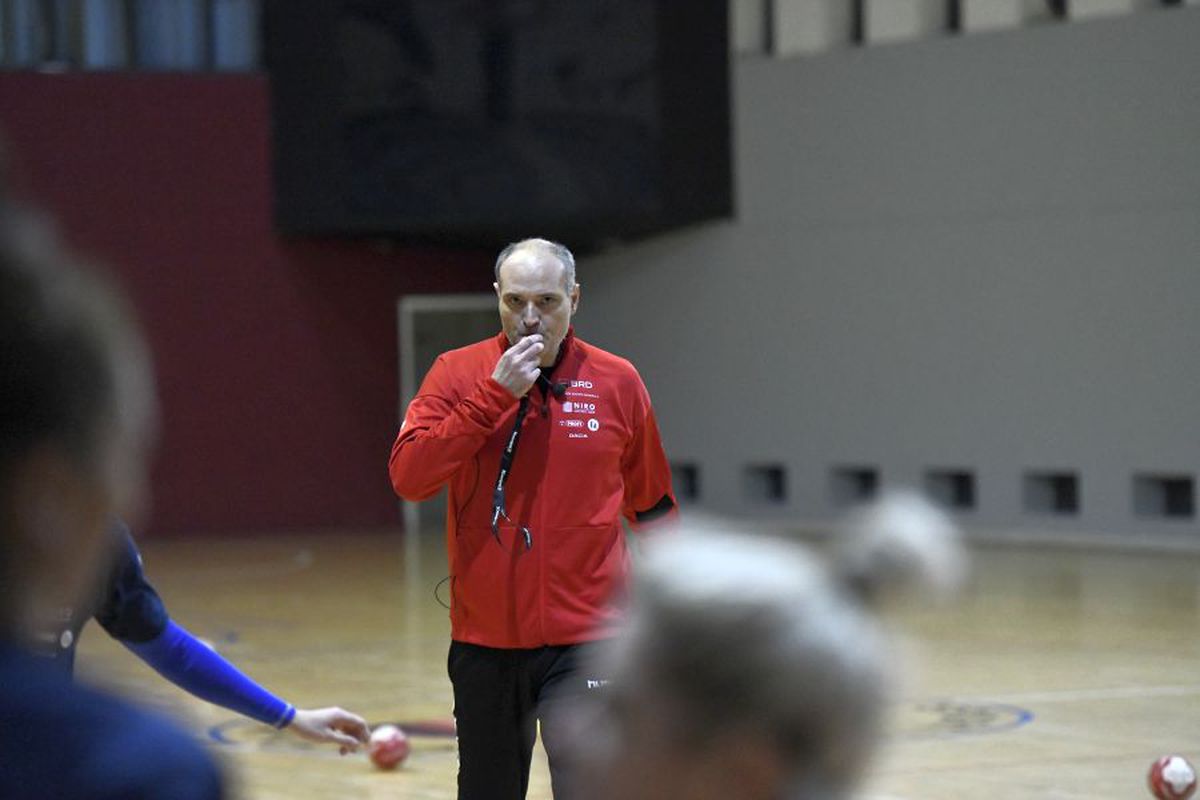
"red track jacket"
389,329,676,648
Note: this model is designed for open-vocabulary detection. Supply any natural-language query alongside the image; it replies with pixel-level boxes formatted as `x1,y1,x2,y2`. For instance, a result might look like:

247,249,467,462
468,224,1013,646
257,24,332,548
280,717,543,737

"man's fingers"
505,342,544,372
511,334,544,357
520,364,541,383
493,335,546,397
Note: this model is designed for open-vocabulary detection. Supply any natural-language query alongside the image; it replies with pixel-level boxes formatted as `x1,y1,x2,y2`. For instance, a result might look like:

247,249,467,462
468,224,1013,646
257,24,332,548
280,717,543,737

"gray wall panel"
578,9,1200,536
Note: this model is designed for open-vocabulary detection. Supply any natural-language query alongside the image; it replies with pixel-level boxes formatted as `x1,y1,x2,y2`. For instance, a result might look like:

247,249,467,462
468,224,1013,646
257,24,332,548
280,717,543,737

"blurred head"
587,533,888,800
581,494,963,800
0,212,157,639
494,238,580,366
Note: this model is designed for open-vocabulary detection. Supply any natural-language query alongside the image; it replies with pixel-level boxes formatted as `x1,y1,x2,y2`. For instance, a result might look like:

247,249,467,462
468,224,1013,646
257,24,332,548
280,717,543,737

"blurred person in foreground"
0,205,226,798
578,491,966,800
0,150,368,754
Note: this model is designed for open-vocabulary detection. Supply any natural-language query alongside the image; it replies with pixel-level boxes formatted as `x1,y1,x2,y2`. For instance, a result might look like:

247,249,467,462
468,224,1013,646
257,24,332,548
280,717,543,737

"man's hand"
286,707,371,755
491,335,544,398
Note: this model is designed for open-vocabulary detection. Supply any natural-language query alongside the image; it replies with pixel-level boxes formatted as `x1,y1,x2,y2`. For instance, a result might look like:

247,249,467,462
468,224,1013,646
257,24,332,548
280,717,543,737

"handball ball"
368,725,410,770
1149,755,1197,800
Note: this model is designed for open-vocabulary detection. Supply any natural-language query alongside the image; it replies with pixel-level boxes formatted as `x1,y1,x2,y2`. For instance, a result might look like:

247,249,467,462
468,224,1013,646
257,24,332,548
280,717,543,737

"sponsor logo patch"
563,401,596,414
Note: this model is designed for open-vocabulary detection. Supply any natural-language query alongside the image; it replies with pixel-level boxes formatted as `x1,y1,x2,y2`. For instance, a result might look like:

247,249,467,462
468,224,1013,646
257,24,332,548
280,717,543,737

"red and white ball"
1149,755,1197,800
368,724,410,770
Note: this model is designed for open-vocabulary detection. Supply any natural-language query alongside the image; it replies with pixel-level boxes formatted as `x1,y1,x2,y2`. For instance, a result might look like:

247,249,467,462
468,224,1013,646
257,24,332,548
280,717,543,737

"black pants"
448,640,606,800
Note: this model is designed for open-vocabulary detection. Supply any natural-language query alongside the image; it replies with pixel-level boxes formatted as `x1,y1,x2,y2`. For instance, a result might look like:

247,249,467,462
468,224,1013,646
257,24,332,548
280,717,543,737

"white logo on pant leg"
586,679,610,689
587,418,599,432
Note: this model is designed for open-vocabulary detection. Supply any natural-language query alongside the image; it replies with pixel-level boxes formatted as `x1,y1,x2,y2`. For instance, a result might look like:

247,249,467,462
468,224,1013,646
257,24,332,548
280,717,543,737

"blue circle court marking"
897,699,1034,741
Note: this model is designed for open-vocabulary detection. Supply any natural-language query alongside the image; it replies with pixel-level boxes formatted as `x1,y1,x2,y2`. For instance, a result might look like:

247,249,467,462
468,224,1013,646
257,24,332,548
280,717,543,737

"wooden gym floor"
76,527,1200,799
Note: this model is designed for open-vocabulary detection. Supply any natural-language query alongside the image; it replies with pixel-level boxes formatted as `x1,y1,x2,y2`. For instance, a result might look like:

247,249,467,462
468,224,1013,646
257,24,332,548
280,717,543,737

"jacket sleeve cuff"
479,377,523,411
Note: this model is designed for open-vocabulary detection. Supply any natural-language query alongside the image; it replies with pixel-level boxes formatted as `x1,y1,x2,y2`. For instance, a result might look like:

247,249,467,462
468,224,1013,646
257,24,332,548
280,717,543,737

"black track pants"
448,640,607,800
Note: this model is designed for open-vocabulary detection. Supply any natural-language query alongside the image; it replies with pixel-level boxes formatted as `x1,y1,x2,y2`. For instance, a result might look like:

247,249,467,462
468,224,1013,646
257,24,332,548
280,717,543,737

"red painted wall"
0,72,490,536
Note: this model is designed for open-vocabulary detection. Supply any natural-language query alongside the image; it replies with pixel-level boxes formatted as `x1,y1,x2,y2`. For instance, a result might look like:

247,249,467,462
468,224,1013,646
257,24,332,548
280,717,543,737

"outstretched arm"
124,621,369,752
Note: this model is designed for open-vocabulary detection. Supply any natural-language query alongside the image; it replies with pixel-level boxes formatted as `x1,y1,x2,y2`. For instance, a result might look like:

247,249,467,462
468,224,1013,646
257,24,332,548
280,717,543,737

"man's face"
495,248,579,367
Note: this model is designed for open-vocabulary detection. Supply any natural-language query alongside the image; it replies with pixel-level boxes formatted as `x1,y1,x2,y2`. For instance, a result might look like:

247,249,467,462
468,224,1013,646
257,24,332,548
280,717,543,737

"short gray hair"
493,237,576,293
609,532,888,798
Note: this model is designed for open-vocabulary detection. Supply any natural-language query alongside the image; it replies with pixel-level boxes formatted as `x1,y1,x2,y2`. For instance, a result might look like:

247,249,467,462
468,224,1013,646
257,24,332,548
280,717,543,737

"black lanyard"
491,394,533,551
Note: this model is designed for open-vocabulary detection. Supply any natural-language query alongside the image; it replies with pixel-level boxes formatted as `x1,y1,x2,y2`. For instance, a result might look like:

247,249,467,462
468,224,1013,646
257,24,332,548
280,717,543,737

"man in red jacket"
389,238,676,799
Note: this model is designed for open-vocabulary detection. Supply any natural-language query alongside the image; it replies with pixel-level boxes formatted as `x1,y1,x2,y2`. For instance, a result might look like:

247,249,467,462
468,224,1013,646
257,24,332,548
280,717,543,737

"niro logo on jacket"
562,401,596,414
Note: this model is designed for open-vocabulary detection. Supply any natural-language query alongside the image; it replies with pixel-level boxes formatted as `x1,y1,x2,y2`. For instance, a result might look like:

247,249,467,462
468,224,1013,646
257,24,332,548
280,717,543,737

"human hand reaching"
285,707,371,755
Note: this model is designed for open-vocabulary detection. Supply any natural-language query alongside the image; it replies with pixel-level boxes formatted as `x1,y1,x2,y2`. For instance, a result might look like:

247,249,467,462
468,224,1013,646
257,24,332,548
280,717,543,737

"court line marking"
970,684,1200,705
900,700,1034,741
